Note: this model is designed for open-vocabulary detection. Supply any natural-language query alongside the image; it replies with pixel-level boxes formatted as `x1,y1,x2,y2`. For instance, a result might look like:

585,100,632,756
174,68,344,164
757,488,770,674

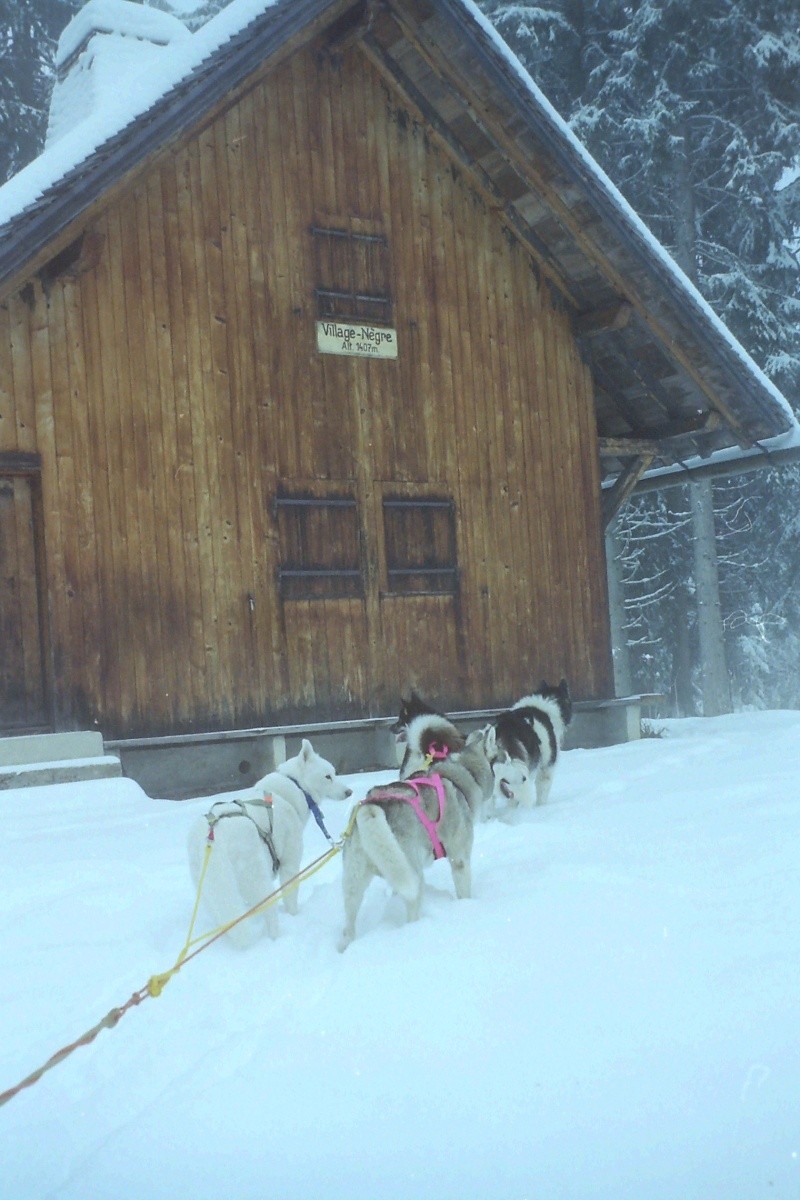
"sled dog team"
187,680,572,951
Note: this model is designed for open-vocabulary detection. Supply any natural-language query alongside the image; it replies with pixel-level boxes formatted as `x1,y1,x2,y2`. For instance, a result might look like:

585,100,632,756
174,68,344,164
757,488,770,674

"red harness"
363,773,447,859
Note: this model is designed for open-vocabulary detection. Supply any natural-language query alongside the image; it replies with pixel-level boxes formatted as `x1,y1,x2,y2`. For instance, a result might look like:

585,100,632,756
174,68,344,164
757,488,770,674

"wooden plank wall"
0,41,611,737
0,474,47,726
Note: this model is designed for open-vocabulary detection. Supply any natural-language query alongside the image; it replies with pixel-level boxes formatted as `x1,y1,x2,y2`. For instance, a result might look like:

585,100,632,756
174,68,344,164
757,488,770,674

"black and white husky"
487,680,572,810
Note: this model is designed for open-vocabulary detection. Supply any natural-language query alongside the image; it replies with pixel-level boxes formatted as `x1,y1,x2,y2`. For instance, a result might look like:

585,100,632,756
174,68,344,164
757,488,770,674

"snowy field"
1,711,799,1200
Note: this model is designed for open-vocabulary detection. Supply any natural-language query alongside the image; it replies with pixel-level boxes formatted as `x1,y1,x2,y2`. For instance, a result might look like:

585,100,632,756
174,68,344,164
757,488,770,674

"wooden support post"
601,453,655,527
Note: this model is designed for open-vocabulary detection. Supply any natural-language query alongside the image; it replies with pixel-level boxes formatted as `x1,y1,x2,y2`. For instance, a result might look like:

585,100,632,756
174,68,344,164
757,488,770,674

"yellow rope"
0,813,359,1109
340,799,361,843
146,836,214,996
147,839,346,993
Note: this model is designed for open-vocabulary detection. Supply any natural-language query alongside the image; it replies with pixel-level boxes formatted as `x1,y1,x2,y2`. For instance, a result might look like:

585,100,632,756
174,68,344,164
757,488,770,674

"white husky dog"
187,739,351,948
487,679,572,810
338,726,494,951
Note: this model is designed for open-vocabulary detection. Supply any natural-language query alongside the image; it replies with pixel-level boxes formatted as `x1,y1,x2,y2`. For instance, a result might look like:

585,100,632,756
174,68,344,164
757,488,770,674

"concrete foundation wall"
109,698,660,800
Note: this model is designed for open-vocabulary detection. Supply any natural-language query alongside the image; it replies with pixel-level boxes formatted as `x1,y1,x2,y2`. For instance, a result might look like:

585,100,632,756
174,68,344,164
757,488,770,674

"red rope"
0,988,147,1108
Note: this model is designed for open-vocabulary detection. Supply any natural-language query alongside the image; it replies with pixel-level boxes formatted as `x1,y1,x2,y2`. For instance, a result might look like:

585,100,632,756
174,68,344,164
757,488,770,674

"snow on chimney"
46,0,190,147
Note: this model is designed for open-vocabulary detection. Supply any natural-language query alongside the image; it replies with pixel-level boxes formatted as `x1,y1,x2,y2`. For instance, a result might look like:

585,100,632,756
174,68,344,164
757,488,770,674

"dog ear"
300,738,313,760
483,723,497,756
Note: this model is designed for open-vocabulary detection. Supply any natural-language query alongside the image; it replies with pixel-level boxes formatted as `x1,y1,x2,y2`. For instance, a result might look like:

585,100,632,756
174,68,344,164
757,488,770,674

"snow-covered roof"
0,0,797,482
0,0,286,232
46,0,192,148
55,0,190,69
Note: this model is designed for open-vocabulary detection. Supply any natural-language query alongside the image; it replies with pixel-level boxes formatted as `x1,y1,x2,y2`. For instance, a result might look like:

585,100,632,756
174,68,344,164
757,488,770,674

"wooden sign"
316,320,398,359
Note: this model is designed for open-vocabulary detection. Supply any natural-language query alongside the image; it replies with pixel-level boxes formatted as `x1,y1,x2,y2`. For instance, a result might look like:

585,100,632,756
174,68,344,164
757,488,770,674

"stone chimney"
46,0,190,147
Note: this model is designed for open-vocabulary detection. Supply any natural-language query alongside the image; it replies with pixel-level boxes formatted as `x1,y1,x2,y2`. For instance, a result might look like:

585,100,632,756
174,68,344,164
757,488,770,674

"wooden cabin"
0,0,795,770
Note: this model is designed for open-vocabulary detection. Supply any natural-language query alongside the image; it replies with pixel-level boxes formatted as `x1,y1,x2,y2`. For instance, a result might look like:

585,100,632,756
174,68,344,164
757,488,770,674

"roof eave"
438,0,793,445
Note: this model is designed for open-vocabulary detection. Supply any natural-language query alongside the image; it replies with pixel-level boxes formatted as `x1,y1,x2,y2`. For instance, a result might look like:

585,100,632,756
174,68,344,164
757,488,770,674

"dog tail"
400,713,466,777
355,803,419,902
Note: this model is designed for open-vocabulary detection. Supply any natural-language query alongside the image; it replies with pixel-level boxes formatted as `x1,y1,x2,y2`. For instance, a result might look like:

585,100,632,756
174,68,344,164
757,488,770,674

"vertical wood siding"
0,42,611,737
0,474,48,726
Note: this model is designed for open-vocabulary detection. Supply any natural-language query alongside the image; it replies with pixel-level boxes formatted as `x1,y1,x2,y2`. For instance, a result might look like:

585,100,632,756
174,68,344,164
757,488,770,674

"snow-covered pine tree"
144,0,226,32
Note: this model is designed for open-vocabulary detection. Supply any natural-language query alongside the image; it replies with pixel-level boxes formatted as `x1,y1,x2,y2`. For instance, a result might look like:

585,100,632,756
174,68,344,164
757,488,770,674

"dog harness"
205,796,280,872
364,773,448,860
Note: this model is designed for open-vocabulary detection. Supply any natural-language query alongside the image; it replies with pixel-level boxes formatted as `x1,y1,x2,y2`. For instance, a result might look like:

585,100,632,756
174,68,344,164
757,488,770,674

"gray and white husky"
487,679,572,810
338,726,494,951
187,739,352,948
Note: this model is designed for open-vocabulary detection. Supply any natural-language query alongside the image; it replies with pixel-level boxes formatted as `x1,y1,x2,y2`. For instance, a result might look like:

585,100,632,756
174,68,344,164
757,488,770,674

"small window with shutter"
274,491,363,600
382,496,458,595
312,223,392,325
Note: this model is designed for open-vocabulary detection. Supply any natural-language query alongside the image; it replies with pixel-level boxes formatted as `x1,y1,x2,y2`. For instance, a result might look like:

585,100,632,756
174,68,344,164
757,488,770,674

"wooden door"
270,478,465,720
368,481,464,715
272,482,373,719
0,474,50,731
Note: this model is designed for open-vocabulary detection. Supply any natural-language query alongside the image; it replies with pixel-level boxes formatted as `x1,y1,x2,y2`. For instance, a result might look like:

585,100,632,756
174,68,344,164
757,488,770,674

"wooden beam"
358,33,580,307
602,453,655,527
630,440,800,495
0,451,42,475
599,436,660,458
574,300,632,338
598,411,723,459
324,0,370,54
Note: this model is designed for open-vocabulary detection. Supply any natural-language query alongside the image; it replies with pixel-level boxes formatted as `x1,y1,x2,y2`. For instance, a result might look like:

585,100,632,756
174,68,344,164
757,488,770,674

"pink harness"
364,773,447,859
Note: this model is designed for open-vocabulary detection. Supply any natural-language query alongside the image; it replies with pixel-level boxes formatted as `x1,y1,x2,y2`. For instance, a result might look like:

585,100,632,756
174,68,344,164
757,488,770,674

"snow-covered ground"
1,711,799,1200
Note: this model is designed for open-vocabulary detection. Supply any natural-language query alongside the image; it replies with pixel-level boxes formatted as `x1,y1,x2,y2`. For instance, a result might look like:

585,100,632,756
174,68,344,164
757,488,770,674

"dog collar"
284,774,334,844
424,740,450,766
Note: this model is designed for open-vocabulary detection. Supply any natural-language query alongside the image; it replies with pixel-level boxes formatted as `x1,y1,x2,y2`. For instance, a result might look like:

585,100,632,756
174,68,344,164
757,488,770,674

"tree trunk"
672,583,695,717
673,126,731,717
605,516,633,696
690,477,732,715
